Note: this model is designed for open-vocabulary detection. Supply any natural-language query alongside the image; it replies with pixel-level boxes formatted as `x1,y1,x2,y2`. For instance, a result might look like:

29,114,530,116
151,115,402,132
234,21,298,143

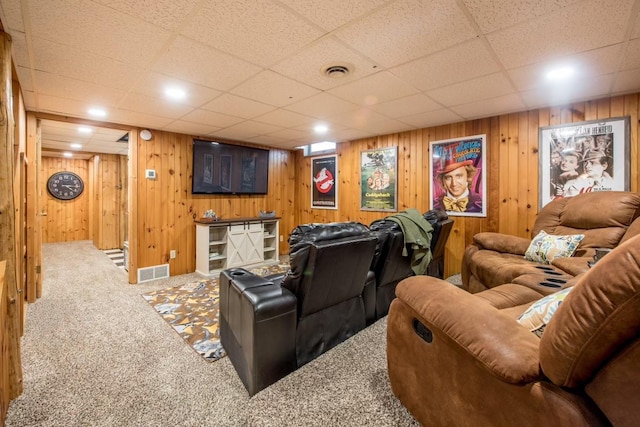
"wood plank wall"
92,154,127,250
0,260,7,426
42,154,127,248
134,130,295,277
293,94,639,278
41,157,90,243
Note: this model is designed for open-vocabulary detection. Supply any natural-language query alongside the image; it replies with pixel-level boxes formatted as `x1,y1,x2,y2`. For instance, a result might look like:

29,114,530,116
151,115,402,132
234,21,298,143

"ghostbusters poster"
311,155,338,209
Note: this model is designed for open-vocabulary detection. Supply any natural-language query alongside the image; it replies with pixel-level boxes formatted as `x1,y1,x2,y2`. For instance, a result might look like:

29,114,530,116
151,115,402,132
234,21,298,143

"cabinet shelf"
196,219,279,277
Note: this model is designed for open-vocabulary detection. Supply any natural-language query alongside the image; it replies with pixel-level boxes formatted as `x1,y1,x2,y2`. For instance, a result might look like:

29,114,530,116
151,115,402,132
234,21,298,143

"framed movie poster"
311,155,338,209
203,153,214,184
430,135,486,217
360,146,397,212
219,155,232,190
241,157,256,192
539,116,630,208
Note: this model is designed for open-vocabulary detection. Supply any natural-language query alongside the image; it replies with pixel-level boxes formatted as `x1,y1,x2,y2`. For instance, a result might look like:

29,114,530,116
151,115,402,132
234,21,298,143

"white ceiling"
1,0,640,155
40,119,129,159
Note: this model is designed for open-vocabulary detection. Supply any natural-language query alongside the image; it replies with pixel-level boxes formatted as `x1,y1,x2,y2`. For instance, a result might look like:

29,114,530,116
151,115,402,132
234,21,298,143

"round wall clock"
47,171,85,200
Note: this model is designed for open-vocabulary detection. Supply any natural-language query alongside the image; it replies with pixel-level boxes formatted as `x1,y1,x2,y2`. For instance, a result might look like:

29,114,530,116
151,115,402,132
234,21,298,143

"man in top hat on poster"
433,158,483,213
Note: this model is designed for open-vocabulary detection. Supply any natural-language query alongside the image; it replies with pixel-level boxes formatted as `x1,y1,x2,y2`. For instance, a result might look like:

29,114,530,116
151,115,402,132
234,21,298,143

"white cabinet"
195,218,280,277
262,220,279,263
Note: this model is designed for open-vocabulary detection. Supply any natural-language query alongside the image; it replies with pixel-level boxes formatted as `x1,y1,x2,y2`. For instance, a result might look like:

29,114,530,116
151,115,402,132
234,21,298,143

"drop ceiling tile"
328,71,420,106
332,128,376,142
231,70,320,107
266,128,312,142
152,36,262,91
107,109,174,129
180,109,245,128
131,72,221,108
254,109,316,129
0,0,25,31
8,31,29,67
327,108,409,134
521,74,614,109
21,90,35,108
613,68,640,94
118,93,195,119
390,39,501,91
36,94,105,118
246,134,291,147
92,0,200,31
633,11,640,39
285,93,360,119
201,94,274,119
29,0,172,68
35,71,126,106
270,37,379,91
181,0,323,67
368,94,441,119
487,0,634,69
161,120,222,137
426,73,515,107
462,0,581,34
398,108,463,128
451,93,526,119
15,66,33,91
278,0,388,32
30,37,142,91
335,0,477,68
508,44,623,91
209,126,260,142
224,120,283,136
621,38,640,70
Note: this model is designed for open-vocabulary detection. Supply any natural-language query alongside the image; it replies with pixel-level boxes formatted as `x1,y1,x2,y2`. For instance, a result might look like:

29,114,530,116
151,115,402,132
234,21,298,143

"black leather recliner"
368,210,453,321
219,221,377,396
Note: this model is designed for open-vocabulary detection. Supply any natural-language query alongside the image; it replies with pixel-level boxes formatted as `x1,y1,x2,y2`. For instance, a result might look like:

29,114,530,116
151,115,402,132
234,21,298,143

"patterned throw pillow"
524,230,584,264
517,287,573,337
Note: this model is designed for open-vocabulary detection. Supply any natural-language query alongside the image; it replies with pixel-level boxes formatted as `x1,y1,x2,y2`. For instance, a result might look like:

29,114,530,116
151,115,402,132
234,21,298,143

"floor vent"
137,264,170,283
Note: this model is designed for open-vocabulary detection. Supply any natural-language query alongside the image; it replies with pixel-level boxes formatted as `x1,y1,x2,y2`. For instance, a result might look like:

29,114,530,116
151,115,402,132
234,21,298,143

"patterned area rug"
142,263,290,362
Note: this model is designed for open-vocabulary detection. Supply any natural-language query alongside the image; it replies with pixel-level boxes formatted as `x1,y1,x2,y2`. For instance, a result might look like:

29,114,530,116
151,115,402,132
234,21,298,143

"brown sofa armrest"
473,232,531,255
395,276,542,384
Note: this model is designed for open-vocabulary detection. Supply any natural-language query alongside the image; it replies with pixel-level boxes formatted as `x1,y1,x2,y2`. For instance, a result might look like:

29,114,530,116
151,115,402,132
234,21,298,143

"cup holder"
539,281,562,288
545,277,566,284
231,270,247,276
535,266,554,271
545,271,563,276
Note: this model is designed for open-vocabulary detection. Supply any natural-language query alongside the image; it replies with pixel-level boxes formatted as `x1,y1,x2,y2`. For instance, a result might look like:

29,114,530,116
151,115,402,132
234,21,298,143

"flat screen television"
192,139,269,195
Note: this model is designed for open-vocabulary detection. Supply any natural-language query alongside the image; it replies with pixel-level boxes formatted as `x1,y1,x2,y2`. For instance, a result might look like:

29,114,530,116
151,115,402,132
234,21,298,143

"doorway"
39,118,130,259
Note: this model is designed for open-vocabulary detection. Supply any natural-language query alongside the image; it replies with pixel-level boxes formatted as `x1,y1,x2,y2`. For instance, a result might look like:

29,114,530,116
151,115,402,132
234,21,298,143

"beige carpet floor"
6,240,418,426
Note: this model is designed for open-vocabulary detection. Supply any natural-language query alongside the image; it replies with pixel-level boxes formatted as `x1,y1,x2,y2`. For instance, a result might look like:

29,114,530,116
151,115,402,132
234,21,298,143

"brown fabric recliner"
462,191,640,293
387,233,640,427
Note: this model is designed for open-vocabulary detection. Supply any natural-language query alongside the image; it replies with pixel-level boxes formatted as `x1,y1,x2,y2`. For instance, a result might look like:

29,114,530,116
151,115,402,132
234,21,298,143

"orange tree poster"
360,147,397,212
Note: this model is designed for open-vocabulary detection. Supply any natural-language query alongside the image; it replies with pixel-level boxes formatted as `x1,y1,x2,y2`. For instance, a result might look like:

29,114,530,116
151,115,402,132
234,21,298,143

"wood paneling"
41,157,90,243
0,261,7,426
133,131,295,277
293,94,640,278
92,154,127,250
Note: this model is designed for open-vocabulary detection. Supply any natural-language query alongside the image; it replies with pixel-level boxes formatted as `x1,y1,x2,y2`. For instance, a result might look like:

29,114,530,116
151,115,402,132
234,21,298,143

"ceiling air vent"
324,65,350,78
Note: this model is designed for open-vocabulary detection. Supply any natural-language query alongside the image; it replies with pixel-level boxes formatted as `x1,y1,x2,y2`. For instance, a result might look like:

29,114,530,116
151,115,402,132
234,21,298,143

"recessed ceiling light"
63,152,73,157
165,87,186,101
314,124,329,134
78,126,92,134
88,107,107,117
70,143,82,149
546,66,574,81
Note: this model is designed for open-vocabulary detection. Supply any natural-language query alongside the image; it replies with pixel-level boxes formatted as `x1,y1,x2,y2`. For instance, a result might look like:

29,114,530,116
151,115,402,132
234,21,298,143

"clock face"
47,171,85,200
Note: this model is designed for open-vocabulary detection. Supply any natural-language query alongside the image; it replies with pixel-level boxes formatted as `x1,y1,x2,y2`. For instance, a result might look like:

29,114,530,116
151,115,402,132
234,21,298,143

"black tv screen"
192,139,269,195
